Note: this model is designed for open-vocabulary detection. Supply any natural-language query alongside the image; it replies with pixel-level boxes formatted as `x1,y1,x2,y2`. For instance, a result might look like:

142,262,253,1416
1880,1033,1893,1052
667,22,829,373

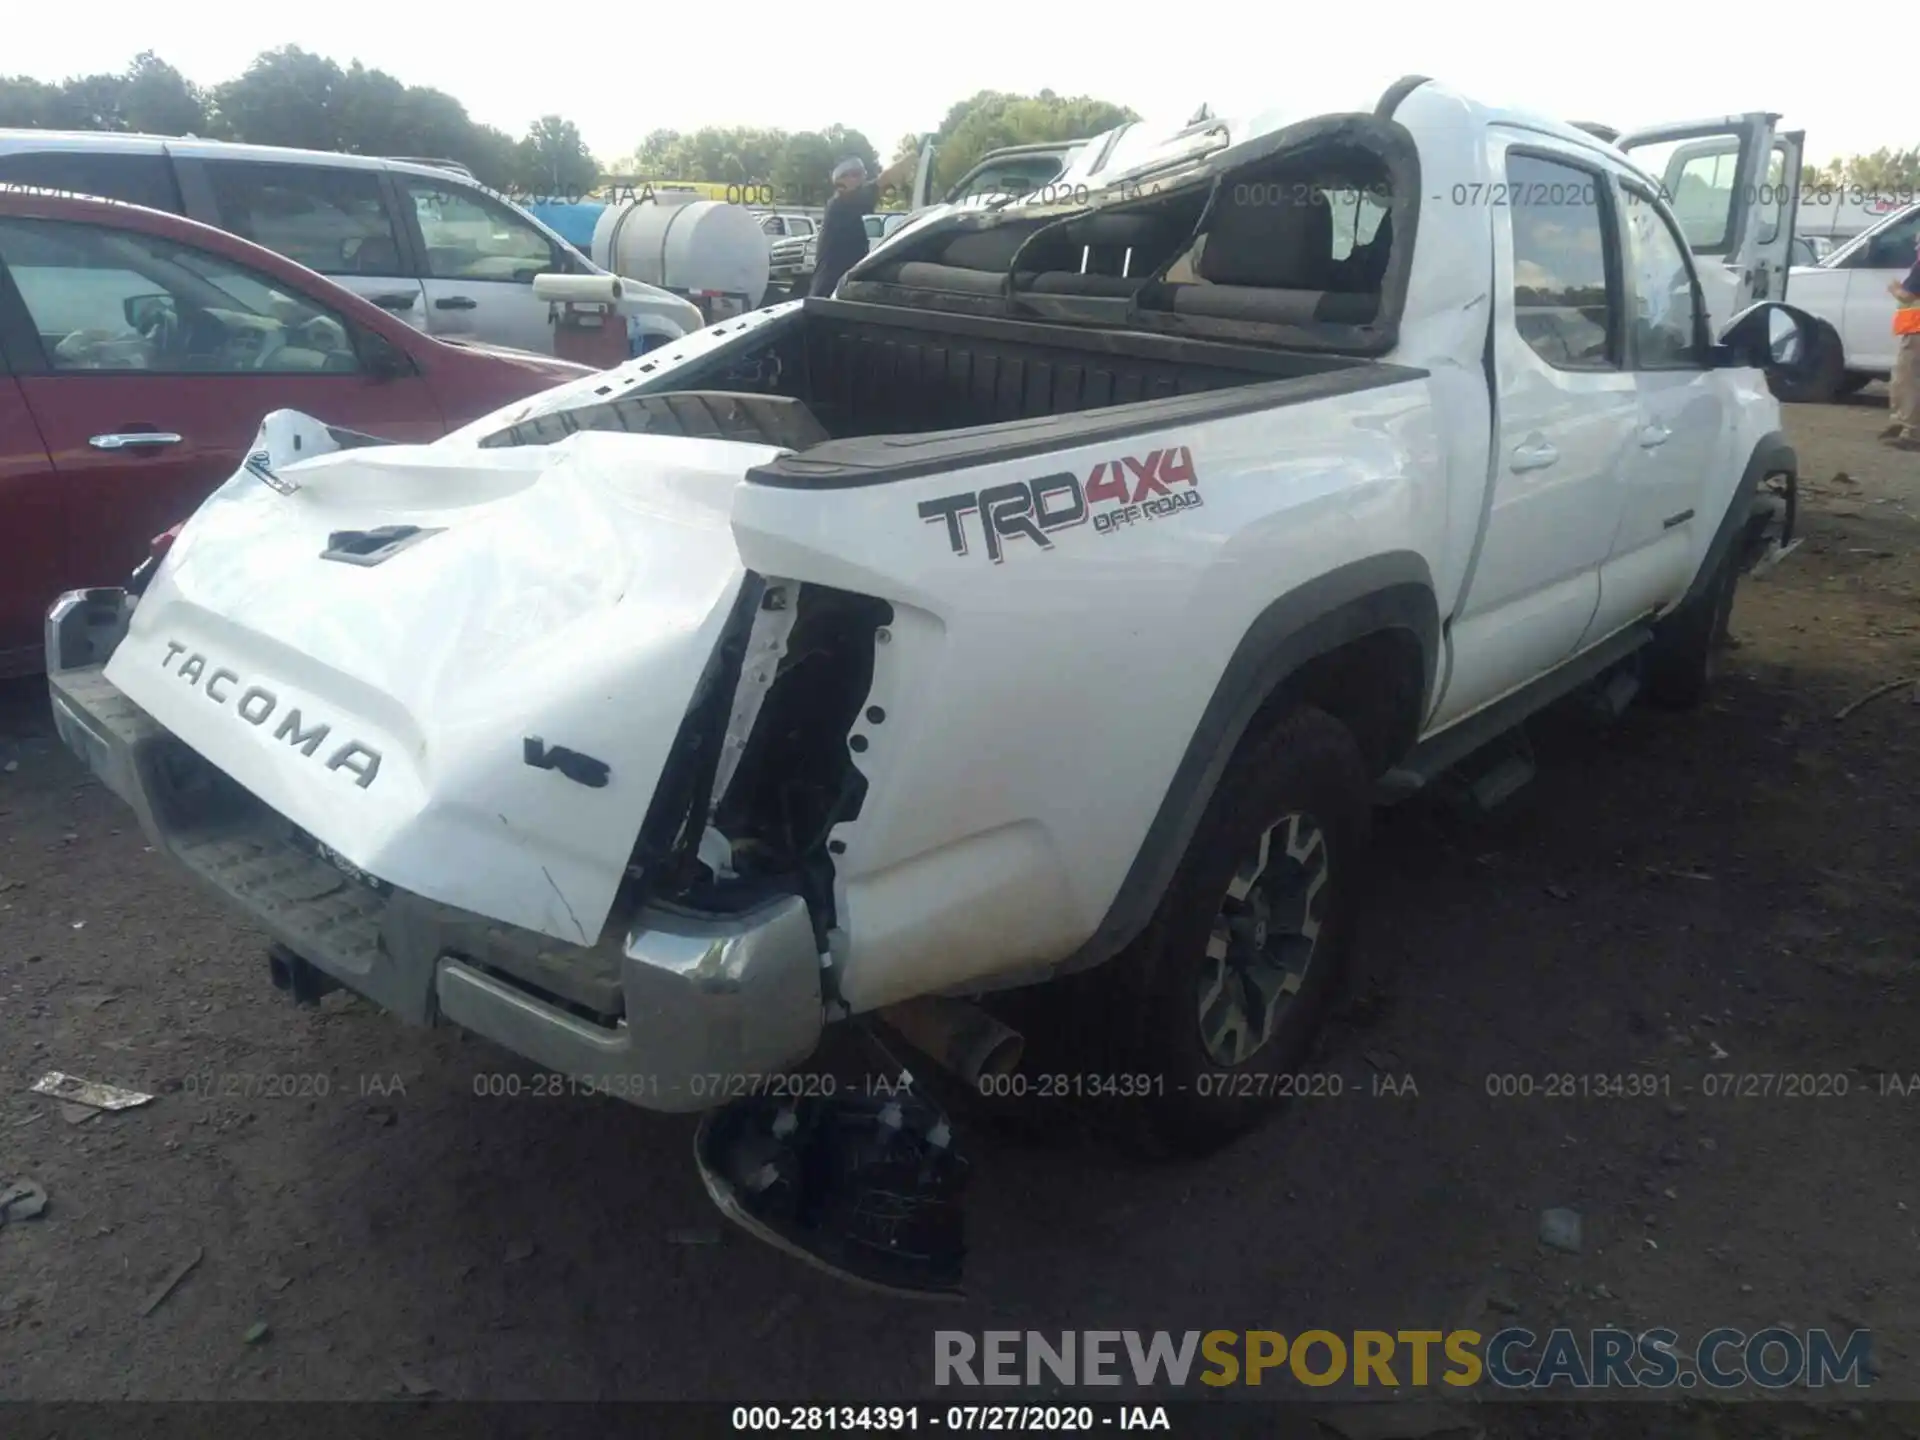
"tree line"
0,49,605,196
48,58,1920,210
616,90,1140,207
1801,150,1920,193
0,52,1140,209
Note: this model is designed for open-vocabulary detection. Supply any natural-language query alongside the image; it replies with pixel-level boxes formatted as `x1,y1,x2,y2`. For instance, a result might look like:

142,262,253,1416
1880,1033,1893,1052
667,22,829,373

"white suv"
1774,201,1920,401
0,131,703,355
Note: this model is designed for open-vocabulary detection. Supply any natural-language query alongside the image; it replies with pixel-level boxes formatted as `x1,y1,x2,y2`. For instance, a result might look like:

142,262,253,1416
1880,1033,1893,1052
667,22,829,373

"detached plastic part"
694,1090,969,1299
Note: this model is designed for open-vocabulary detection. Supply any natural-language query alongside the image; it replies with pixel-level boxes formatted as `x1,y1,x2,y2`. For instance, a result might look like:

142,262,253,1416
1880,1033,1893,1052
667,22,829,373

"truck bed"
474,299,1419,479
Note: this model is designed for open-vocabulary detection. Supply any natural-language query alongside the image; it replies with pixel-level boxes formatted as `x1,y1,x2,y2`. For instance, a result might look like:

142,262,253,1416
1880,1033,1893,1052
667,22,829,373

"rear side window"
1507,153,1618,371
204,162,406,278
0,150,182,213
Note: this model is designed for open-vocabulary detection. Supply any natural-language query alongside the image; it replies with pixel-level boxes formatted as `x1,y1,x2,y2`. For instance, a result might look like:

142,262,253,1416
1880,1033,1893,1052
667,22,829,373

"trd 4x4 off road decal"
918,444,1201,563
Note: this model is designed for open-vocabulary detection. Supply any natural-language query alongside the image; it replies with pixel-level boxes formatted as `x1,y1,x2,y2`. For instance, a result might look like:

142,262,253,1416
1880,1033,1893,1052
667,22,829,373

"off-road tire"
1643,542,1740,710
1092,705,1372,1157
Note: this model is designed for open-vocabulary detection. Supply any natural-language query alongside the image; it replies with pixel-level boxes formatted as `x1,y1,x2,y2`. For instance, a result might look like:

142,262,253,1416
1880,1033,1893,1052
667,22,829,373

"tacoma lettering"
920,444,1201,562
159,641,383,789
274,710,330,757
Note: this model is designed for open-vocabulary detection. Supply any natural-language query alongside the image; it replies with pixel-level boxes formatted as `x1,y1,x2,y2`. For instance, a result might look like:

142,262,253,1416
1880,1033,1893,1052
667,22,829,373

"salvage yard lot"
1,397,1918,1413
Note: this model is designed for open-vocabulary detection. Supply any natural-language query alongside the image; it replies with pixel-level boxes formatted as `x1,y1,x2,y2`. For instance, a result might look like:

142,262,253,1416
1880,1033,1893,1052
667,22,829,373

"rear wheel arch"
1051,553,1437,980
1262,625,1428,779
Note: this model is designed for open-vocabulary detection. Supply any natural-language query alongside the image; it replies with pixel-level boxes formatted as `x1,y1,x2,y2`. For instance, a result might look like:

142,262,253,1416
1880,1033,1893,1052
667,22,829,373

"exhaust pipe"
878,995,1024,1087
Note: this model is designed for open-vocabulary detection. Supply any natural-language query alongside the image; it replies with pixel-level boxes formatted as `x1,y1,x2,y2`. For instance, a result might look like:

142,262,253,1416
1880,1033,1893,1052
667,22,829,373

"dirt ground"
2,393,1919,1429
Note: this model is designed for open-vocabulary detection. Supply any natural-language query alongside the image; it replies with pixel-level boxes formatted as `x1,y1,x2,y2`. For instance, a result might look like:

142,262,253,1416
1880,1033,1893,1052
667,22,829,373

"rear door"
0,322,60,670
1431,139,1638,731
193,158,428,331
0,212,444,593
393,173,581,354
1613,115,1802,330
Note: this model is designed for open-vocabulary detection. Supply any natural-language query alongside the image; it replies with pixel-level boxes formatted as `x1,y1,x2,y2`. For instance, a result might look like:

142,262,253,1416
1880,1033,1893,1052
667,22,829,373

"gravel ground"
1,395,1918,1431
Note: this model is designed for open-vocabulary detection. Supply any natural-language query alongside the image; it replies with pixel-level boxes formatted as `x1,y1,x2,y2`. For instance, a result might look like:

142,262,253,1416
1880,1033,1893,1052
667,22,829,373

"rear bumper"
45,589,824,1114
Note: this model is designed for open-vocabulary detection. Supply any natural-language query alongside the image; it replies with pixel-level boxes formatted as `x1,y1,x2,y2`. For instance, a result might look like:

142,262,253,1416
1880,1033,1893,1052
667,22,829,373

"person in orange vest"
1883,231,1920,450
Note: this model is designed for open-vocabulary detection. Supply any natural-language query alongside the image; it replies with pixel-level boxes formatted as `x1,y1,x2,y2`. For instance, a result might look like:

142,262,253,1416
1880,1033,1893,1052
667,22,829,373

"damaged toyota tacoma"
45,78,1814,1296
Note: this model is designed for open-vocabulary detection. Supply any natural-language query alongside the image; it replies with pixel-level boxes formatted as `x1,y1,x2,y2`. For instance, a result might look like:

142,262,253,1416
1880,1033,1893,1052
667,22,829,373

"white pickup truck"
45,77,1815,1296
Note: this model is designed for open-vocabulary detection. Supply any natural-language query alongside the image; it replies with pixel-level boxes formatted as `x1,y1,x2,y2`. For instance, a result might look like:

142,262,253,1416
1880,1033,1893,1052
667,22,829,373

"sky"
5,3,1898,168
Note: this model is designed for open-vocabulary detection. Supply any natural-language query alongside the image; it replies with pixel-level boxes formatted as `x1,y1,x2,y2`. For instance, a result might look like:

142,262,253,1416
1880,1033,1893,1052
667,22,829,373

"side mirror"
1713,301,1820,377
123,293,174,331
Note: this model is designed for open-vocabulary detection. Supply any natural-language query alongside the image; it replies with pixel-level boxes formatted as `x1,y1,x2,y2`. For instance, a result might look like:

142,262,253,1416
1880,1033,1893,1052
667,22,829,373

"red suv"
0,187,589,676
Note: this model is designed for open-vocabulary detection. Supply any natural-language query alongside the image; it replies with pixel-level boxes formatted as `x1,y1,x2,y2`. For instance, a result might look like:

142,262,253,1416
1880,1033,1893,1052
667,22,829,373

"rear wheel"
1093,705,1372,1156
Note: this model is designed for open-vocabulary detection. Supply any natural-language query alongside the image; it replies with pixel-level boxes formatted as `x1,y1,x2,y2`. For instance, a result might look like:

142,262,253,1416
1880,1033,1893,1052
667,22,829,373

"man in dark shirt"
808,153,916,297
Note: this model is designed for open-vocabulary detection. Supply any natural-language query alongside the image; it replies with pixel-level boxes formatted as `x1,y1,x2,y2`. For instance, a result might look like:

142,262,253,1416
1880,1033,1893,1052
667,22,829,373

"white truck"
1772,199,1920,401
44,77,1815,1296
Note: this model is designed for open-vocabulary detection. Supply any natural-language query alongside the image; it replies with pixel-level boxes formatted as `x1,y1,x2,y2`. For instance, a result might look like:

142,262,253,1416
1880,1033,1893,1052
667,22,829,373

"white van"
0,132,704,355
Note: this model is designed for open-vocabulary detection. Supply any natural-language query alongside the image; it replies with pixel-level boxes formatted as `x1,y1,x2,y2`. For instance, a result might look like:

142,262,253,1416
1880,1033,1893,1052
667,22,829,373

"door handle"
1638,423,1673,449
1510,439,1559,473
434,296,478,311
369,292,417,311
89,432,183,450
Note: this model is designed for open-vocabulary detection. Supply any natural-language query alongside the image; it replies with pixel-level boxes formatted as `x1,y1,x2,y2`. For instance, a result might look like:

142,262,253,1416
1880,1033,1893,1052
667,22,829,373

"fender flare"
1677,431,1796,611
1042,552,1439,982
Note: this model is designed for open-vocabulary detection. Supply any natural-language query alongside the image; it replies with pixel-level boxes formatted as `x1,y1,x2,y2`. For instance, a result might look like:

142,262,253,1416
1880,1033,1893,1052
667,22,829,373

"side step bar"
1377,622,1654,802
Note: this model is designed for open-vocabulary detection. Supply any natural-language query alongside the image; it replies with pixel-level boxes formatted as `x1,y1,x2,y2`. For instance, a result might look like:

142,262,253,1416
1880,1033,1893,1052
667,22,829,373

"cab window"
1619,187,1703,367
1326,190,1388,261
0,216,361,374
1507,153,1619,371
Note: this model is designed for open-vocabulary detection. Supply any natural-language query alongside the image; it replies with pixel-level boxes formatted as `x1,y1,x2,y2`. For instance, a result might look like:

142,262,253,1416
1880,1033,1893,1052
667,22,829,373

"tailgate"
105,409,783,946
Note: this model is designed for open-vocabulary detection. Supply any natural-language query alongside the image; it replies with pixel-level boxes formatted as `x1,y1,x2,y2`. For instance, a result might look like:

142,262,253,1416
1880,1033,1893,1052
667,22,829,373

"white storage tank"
592,200,771,309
